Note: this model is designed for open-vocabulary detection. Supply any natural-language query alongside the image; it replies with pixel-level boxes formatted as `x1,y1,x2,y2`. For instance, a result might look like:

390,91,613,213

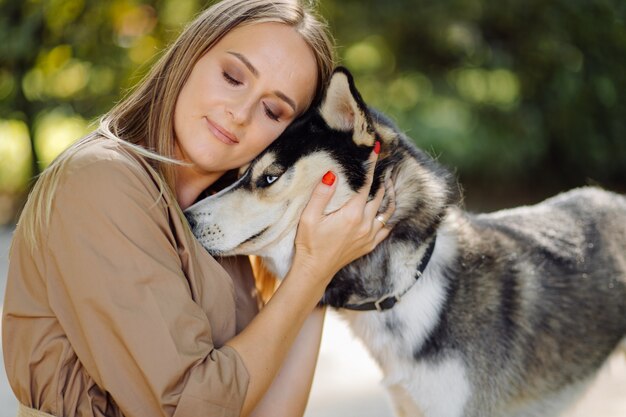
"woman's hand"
230,144,395,416
293,143,395,284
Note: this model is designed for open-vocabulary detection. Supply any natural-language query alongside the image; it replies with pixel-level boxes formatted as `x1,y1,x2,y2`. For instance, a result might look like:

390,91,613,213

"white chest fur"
337,227,472,417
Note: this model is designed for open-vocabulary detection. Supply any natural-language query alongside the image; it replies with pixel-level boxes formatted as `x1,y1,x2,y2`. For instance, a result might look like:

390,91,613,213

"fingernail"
374,141,381,155
322,171,336,186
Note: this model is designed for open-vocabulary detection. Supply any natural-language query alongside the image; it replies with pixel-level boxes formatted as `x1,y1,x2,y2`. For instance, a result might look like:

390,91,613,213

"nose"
227,97,254,126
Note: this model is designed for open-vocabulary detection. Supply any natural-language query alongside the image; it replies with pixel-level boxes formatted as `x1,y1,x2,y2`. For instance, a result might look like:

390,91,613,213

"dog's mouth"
187,214,274,256
238,227,270,248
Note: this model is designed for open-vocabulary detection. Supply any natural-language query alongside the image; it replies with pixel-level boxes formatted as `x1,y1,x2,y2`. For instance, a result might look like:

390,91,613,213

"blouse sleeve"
43,155,249,417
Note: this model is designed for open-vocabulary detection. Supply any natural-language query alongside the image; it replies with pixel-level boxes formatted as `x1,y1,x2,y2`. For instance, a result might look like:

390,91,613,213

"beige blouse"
2,139,259,417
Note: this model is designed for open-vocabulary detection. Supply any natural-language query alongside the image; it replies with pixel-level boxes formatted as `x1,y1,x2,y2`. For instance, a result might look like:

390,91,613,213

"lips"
204,117,239,145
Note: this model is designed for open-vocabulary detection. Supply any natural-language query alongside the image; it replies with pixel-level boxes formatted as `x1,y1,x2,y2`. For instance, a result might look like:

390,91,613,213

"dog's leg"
387,384,427,417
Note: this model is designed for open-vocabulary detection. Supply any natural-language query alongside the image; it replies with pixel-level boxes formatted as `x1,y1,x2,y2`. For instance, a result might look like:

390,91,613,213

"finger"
368,177,395,221
380,179,396,220
300,171,337,222
368,185,396,237
363,181,386,221
354,141,381,205
372,223,392,245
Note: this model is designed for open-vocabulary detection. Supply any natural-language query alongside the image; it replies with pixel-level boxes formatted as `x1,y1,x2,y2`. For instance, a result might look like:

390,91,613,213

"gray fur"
186,68,626,417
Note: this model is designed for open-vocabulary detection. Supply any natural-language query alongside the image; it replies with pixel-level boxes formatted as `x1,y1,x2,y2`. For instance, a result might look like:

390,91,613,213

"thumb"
302,171,337,220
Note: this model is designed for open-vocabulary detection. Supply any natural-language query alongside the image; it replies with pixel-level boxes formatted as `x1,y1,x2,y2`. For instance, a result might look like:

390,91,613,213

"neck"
320,148,451,310
341,235,438,312
175,164,225,210
173,144,225,210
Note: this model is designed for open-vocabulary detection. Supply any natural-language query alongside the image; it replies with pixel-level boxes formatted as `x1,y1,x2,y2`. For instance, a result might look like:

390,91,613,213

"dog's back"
434,187,626,415
186,67,626,417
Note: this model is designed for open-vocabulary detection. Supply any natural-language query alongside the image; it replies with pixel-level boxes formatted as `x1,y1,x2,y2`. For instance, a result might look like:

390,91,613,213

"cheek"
180,68,225,112
247,121,287,153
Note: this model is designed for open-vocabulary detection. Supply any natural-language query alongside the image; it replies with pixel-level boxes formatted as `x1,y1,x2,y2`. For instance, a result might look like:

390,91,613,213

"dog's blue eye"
255,167,285,188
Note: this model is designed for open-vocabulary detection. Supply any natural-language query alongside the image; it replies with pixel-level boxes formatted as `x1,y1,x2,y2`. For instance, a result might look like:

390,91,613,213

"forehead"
212,22,318,112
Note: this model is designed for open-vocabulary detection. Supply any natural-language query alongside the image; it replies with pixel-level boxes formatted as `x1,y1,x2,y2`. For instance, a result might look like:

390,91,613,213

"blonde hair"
19,0,335,256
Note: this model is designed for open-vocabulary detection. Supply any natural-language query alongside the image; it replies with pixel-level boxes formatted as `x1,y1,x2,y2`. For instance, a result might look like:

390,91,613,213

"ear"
319,67,375,147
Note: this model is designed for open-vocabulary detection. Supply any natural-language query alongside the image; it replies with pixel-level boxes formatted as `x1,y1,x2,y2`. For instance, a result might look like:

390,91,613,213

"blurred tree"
0,0,199,223
0,0,625,223
321,0,626,195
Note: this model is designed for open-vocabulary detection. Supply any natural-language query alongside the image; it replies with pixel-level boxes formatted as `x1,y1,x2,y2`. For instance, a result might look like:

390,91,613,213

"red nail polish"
322,171,336,186
374,141,381,155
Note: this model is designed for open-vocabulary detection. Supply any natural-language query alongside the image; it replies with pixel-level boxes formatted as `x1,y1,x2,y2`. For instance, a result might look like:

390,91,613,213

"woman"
2,1,392,416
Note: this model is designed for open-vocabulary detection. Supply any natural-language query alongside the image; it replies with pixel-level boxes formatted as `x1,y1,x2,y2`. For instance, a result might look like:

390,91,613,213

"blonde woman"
2,1,392,416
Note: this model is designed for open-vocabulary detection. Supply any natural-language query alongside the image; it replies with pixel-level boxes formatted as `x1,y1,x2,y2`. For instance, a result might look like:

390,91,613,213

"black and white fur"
185,67,626,417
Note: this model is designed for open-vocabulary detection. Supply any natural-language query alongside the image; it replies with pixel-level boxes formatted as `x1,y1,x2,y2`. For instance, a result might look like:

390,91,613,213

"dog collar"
342,236,437,312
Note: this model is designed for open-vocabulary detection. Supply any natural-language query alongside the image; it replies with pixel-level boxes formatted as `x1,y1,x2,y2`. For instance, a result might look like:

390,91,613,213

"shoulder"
45,138,179,245
64,138,153,182
47,137,177,233
56,137,166,202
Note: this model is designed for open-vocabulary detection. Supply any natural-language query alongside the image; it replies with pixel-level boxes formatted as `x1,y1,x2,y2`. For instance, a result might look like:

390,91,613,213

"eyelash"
222,71,281,122
264,105,280,122
222,71,241,86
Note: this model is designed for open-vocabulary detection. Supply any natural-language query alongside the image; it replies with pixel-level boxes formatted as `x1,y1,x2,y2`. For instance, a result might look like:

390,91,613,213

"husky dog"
185,68,626,417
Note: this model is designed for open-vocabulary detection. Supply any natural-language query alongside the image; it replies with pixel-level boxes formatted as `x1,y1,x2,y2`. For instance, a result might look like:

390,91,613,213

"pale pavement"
1,227,624,417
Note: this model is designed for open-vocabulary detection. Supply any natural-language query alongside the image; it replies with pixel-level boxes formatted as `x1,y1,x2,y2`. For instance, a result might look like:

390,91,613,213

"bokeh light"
34,109,91,170
0,120,32,193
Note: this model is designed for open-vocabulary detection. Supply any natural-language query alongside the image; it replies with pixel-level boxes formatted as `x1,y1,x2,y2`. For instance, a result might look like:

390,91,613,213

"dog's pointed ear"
319,67,375,147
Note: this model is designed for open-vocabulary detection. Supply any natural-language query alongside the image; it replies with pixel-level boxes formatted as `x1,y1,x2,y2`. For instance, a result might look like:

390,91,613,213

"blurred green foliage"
1,0,625,223
324,0,626,188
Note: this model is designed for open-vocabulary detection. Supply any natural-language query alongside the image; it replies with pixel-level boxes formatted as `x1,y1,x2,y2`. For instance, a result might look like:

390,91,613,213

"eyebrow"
227,51,298,114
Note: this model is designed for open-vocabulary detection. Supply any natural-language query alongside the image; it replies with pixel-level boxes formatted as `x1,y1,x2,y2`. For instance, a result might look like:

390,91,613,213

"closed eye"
223,71,242,86
264,103,280,122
